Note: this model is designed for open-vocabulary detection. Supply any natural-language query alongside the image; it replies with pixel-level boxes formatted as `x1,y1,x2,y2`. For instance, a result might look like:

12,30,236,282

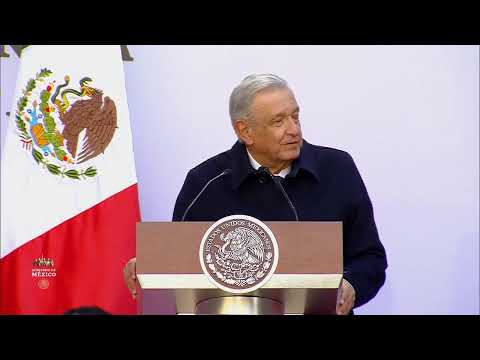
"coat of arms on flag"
1,46,140,315
16,68,118,179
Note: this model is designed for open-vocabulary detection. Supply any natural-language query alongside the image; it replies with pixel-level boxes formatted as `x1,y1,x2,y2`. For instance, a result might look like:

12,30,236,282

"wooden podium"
136,221,343,315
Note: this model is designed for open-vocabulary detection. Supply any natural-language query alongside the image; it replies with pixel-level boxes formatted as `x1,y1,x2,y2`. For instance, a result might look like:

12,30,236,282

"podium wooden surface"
136,221,343,314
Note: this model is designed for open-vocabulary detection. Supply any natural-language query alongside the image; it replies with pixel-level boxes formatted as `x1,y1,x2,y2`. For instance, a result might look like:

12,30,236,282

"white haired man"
124,73,387,315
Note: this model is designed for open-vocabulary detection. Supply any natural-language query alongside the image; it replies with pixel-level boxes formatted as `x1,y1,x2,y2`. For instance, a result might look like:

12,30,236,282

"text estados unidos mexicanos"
204,220,272,252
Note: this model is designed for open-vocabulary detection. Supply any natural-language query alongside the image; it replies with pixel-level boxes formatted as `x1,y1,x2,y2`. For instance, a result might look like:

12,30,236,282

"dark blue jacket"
173,140,387,308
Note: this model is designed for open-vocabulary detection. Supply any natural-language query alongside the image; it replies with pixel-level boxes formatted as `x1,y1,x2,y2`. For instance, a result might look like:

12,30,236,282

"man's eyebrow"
272,107,300,119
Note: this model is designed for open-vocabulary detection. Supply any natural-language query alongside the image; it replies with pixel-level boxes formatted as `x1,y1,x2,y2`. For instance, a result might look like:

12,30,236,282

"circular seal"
38,279,49,290
199,215,279,294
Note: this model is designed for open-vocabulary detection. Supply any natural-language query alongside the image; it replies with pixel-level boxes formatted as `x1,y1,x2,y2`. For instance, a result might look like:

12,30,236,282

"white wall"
2,45,478,314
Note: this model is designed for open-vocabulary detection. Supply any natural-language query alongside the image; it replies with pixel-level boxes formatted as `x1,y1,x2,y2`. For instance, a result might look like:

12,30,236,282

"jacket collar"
230,139,320,190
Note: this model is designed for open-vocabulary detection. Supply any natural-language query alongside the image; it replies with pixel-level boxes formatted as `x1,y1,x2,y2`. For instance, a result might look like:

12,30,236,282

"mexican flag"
0,45,140,314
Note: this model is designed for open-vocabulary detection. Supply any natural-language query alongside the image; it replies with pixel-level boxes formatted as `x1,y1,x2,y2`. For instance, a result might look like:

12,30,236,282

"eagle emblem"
199,215,279,294
14,68,118,179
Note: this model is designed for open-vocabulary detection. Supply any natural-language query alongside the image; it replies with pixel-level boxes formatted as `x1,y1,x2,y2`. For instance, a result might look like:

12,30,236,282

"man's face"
245,87,303,169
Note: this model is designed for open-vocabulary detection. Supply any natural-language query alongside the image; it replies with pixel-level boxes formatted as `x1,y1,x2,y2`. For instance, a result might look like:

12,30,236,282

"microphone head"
258,166,271,174
257,166,272,184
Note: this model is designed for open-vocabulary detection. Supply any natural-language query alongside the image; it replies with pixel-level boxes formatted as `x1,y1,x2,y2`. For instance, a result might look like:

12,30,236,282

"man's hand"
123,257,137,299
336,278,356,315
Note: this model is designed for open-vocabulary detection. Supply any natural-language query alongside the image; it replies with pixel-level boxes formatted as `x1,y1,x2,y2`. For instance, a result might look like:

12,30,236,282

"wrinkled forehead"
250,87,298,118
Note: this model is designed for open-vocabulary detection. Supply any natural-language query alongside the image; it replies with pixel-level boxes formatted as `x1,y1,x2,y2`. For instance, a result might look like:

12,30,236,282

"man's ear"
234,119,254,145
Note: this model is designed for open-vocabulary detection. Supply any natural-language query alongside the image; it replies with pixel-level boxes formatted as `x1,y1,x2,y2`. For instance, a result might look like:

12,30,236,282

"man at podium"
125,73,387,315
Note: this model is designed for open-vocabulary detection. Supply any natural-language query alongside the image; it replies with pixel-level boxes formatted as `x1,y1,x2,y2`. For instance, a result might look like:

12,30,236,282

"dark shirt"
172,139,387,308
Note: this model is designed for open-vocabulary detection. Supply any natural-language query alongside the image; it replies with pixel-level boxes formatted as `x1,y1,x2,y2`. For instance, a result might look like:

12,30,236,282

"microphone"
257,166,271,184
257,166,299,221
181,169,232,221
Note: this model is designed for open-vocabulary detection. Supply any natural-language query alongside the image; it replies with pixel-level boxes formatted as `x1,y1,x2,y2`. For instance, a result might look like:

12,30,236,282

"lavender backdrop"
1,45,478,314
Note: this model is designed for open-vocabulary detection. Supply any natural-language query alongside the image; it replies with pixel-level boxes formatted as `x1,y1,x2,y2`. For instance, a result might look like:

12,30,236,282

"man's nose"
286,116,301,136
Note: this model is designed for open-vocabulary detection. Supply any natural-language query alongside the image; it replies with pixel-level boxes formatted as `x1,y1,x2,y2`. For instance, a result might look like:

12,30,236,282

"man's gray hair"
229,73,289,128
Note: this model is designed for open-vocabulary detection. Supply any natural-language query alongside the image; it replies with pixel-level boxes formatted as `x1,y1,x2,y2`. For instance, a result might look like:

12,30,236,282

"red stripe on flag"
0,184,140,315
